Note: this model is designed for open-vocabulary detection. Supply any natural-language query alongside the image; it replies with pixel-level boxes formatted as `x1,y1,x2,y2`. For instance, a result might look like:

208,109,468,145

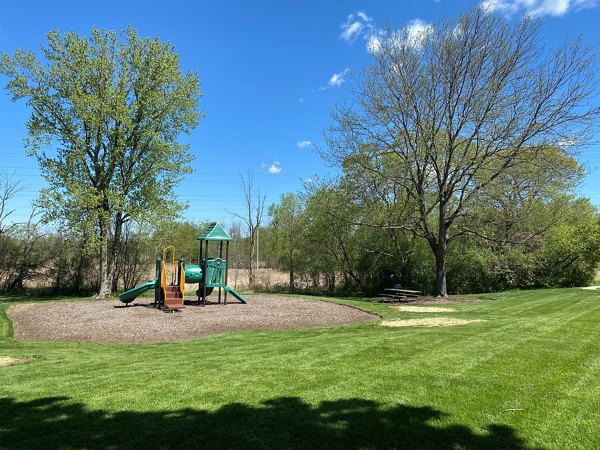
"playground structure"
118,222,248,310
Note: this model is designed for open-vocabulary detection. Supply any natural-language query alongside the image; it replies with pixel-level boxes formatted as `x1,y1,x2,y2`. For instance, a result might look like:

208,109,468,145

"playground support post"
224,241,230,305
201,240,208,306
154,258,162,308
218,240,223,304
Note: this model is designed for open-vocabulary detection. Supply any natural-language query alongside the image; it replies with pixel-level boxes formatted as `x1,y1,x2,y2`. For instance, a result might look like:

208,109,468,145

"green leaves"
324,7,600,295
0,27,203,295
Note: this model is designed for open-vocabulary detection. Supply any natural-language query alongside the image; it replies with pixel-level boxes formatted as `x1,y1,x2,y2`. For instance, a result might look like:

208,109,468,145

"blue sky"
0,0,599,226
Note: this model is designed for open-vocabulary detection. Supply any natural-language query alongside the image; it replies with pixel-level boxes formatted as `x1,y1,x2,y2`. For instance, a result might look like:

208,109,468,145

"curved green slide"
119,280,157,304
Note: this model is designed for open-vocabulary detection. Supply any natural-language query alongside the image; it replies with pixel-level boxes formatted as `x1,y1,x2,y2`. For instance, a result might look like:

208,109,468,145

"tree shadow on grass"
0,396,544,449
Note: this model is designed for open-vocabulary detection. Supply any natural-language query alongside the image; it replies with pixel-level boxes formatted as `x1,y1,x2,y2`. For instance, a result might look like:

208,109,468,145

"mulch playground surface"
8,295,379,344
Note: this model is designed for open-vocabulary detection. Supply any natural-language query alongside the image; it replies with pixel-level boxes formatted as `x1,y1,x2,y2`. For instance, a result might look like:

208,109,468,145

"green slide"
223,286,248,304
119,279,157,304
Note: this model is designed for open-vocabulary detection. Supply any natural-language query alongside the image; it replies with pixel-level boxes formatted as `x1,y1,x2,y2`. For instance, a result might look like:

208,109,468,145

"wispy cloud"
366,34,383,54
320,68,350,90
367,19,433,54
340,11,374,43
340,12,433,54
296,140,312,149
328,69,349,87
267,162,282,174
406,19,433,43
480,0,598,17
341,21,364,42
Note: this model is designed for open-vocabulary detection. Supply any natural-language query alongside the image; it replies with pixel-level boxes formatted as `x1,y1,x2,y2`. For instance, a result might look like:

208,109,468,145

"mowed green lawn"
1,289,599,449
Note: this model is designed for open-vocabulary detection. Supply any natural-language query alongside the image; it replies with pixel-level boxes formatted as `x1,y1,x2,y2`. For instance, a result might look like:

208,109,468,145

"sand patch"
392,306,456,313
0,357,33,367
380,318,484,328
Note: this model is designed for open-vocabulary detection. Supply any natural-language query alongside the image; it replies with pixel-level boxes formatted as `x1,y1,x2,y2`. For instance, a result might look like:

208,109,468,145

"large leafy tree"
0,28,202,296
269,193,306,292
325,8,599,296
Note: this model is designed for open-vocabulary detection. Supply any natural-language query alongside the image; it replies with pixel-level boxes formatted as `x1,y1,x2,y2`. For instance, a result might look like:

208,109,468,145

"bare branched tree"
4,207,44,290
324,8,599,296
228,173,266,289
0,172,23,236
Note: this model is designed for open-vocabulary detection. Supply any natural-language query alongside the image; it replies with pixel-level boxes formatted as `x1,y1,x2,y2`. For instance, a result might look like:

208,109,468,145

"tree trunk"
327,273,335,293
74,244,85,292
110,213,124,292
97,216,111,298
434,243,447,297
434,201,449,297
248,227,257,289
289,247,295,292
248,245,255,289
8,271,24,290
428,200,449,298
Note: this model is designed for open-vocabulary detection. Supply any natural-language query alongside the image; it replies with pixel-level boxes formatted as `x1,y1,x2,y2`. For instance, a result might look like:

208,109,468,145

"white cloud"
480,0,598,16
367,35,383,54
320,68,350,90
328,69,349,87
267,162,282,174
341,21,364,42
340,11,433,54
340,11,374,42
367,19,433,54
299,98,304,103
558,137,578,147
357,11,371,22
296,140,312,149
406,19,433,44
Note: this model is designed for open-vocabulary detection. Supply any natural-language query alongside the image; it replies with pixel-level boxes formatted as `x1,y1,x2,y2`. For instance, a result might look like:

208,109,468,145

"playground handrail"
162,245,176,285
160,259,167,300
179,259,185,296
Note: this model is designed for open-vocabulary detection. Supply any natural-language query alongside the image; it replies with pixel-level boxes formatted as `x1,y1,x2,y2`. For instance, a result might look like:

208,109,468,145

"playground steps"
164,285,185,310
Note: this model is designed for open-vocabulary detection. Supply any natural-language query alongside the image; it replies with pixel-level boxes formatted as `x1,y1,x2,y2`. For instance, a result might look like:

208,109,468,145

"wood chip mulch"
7,295,378,344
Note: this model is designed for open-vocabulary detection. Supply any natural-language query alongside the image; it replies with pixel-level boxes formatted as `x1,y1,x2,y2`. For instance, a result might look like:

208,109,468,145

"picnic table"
371,288,422,303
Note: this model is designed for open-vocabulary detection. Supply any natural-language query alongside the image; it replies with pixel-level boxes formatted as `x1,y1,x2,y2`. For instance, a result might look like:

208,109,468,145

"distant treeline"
267,188,600,296
2,192,598,297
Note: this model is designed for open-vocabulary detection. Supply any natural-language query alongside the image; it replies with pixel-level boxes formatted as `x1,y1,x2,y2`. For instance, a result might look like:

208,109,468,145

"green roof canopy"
197,222,232,241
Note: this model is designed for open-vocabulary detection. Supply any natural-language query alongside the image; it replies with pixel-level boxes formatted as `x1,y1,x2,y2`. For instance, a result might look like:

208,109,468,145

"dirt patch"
380,318,484,328
8,295,377,344
391,306,456,313
0,357,33,367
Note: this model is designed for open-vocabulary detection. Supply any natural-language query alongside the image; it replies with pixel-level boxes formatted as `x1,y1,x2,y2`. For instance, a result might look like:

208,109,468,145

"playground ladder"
160,246,186,311
164,285,185,310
